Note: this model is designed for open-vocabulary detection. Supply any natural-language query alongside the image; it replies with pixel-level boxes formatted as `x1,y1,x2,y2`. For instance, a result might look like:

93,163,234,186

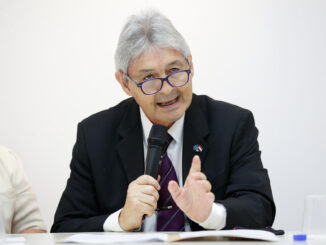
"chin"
165,114,183,126
153,111,184,127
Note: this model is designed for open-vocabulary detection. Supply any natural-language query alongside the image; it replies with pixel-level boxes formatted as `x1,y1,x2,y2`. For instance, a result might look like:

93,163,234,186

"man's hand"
119,175,160,231
168,155,215,223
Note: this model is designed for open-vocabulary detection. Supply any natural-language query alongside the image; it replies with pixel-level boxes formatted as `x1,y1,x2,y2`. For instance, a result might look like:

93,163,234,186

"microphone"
145,124,168,179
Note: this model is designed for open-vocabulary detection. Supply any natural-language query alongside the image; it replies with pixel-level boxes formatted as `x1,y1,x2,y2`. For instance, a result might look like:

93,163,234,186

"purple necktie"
157,134,185,231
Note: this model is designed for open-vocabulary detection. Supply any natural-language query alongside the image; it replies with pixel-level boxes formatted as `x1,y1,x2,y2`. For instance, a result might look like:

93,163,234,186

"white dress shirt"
0,145,46,233
103,109,226,231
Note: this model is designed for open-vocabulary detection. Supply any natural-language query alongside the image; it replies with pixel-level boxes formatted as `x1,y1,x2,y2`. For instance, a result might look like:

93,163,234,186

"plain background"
1,0,325,231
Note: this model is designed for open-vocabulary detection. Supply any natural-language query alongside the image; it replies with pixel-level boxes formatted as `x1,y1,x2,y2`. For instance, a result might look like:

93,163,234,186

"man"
51,10,275,232
0,145,47,233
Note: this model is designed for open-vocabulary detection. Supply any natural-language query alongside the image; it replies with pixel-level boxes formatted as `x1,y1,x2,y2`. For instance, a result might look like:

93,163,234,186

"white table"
5,232,326,245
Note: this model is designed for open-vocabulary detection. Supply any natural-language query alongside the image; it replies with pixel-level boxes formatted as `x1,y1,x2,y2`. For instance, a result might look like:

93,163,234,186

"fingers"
168,180,182,200
168,181,191,214
141,185,160,201
191,172,207,180
157,175,161,183
186,156,213,193
136,175,160,190
139,195,158,212
129,175,160,208
198,180,212,192
119,175,160,230
207,192,215,203
189,155,201,174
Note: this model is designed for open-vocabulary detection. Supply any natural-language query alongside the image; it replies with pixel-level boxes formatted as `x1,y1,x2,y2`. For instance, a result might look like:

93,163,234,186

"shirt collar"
140,108,185,146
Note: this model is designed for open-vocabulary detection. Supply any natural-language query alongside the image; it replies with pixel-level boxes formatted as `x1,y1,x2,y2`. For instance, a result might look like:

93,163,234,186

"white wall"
1,0,325,231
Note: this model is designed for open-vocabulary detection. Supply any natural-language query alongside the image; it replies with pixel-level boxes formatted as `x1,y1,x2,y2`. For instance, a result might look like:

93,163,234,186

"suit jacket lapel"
182,94,210,183
115,95,210,184
117,99,145,183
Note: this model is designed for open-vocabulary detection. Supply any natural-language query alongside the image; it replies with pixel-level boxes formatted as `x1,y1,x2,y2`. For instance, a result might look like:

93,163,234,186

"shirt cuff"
197,203,227,230
103,209,124,232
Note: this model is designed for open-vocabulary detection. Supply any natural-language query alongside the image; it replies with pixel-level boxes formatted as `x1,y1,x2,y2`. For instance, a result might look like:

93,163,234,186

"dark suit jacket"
51,94,275,232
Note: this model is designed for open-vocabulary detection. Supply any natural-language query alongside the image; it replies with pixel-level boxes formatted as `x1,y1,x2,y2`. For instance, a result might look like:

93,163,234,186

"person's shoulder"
0,145,22,176
191,94,256,135
79,97,136,128
193,94,252,117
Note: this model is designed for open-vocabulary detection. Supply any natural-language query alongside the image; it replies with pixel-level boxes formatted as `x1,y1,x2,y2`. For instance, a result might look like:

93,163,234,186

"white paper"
62,229,278,243
4,236,25,244
62,233,168,244
178,229,279,242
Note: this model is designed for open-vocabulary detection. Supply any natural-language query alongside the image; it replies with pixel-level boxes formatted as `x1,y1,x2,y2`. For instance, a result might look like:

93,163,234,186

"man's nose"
159,78,173,94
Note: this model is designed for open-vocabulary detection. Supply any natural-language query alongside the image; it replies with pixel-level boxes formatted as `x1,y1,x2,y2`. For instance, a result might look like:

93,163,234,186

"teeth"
159,98,177,106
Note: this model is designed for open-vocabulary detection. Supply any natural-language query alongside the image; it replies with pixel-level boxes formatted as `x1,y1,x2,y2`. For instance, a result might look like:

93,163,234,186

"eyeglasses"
124,69,191,95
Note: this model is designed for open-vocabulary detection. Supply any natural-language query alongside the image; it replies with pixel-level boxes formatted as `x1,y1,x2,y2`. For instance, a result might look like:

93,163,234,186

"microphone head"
147,124,168,147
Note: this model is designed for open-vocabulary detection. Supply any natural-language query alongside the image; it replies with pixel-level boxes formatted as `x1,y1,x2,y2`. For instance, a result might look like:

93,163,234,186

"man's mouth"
157,96,179,106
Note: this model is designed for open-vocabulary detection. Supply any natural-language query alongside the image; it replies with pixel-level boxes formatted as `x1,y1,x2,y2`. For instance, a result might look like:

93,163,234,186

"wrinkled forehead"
128,47,187,75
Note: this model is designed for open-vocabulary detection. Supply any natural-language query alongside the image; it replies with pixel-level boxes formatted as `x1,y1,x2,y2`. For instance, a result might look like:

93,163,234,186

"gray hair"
114,10,191,73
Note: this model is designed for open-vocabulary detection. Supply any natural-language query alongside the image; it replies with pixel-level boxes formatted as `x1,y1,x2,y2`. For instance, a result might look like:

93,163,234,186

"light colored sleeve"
103,204,226,231
197,203,227,230
0,146,47,233
103,209,124,232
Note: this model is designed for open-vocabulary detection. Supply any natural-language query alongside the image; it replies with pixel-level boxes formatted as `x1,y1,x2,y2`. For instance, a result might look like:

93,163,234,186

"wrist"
198,203,227,230
118,209,142,231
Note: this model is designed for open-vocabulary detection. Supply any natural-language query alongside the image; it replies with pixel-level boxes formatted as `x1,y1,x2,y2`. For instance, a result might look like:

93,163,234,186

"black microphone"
145,124,168,179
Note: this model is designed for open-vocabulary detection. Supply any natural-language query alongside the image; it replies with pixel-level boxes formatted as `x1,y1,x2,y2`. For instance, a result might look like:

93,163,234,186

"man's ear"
115,71,132,96
187,54,194,78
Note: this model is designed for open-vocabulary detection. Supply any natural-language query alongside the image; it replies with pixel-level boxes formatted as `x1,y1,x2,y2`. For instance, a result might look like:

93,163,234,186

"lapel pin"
193,144,203,153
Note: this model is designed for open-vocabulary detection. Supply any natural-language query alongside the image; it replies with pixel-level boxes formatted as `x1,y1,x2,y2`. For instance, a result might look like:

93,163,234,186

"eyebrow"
137,60,185,75
138,68,156,73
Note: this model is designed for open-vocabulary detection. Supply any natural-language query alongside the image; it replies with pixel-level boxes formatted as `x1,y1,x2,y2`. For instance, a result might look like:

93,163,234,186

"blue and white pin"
193,144,203,153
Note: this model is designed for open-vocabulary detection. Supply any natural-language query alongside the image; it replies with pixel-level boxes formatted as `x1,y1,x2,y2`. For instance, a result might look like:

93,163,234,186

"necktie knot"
167,134,173,144
163,134,173,152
